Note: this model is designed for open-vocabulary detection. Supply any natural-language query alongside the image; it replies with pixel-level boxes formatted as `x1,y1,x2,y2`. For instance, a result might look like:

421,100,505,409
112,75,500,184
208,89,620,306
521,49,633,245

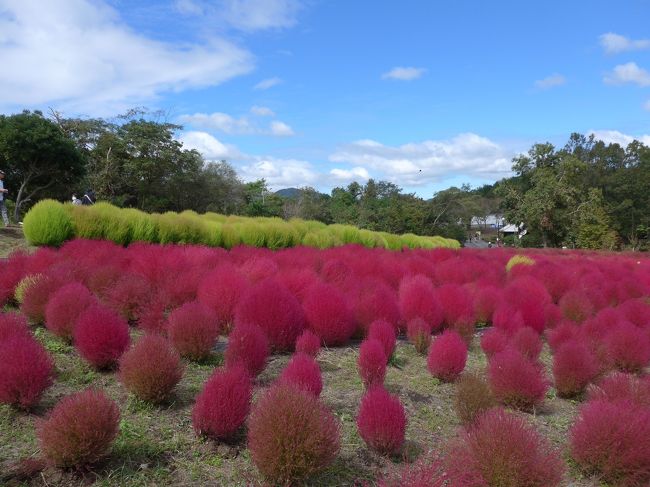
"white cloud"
269,120,295,136
250,105,275,116
600,32,650,54
588,130,650,146
329,133,513,186
330,167,371,181
381,67,426,81
175,0,204,15
254,77,283,90
239,157,317,189
179,112,253,135
534,74,566,90
218,0,302,32
178,131,241,159
604,62,650,87
0,0,254,113
644,100,650,111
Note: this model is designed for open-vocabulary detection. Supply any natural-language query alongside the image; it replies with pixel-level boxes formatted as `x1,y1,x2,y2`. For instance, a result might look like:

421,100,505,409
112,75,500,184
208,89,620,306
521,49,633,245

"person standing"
0,169,9,226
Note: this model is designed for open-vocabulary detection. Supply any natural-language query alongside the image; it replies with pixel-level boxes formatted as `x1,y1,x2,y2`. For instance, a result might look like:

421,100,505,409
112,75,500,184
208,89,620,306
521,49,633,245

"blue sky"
1,0,650,196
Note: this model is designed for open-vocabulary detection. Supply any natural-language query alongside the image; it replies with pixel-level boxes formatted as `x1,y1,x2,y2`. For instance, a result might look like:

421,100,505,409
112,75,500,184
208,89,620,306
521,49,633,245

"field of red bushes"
1,240,650,486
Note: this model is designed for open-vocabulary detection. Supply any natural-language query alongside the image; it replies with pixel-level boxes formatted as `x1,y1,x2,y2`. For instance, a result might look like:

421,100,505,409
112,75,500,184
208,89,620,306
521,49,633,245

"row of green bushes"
22,200,460,250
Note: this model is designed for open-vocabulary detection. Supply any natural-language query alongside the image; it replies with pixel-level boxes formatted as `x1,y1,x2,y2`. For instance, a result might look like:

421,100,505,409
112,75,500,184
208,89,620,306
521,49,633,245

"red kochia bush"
480,327,509,358
119,335,183,403
406,318,431,354
587,373,650,407
559,289,594,323
427,330,467,382
357,386,407,456
398,275,443,331
354,279,401,336
192,366,252,440
74,304,130,369
570,399,650,486
20,274,64,324
553,340,599,398
197,264,249,332
295,329,321,357
45,282,97,341
510,326,543,360
358,339,387,388
368,319,397,359
435,284,475,329
278,353,323,397
0,335,54,409
488,349,548,411
302,282,355,346
473,285,501,324
38,389,120,468
224,322,269,377
0,311,31,342
446,408,564,487
604,320,650,373
167,301,220,361
377,458,448,487
234,279,306,351
247,384,340,484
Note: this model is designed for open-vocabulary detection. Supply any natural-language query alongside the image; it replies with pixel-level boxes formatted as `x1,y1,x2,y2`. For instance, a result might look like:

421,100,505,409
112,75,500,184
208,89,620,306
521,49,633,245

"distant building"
470,214,505,229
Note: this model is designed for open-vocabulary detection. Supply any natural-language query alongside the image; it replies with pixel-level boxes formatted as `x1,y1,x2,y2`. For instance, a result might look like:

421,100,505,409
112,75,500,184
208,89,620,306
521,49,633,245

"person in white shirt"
0,169,9,226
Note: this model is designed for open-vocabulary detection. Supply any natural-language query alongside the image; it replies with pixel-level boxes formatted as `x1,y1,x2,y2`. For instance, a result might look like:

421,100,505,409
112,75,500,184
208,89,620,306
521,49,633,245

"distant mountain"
275,188,302,199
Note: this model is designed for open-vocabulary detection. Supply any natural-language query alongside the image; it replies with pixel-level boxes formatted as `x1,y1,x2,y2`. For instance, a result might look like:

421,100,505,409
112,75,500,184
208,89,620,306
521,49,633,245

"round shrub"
377,458,448,487
45,282,97,341
480,327,509,358
427,330,467,382
234,279,306,352
604,320,650,373
446,408,564,487
488,349,549,411
224,322,269,377
23,199,74,246
553,340,599,398
587,373,650,407
119,335,183,403
0,311,31,342
197,265,249,332
278,353,323,397
406,317,431,354
104,274,152,322
0,335,54,409
435,284,475,330
368,319,397,359
473,285,501,324
358,338,387,388
357,386,407,456
192,366,252,440
247,384,340,484
354,279,401,336
398,275,443,331
167,301,220,361
20,274,65,324
295,329,321,357
302,282,355,346
37,389,120,468
570,399,650,486
510,326,543,360
454,371,497,425
559,289,594,323
74,304,130,369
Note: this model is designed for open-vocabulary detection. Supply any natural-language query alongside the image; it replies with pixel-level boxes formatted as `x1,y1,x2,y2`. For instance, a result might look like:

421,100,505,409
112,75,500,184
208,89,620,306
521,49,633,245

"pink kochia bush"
224,322,269,377
510,326,543,360
295,329,321,357
377,458,448,487
480,327,509,358
302,282,355,346
74,304,130,369
45,282,97,341
358,338,387,388
427,330,467,382
488,349,548,411
406,318,431,354
119,335,183,403
192,366,252,441
167,301,220,361
20,274,64,324
446,408,564,487
0,311,31,342
247,384,340,484
356,386,407,456
398,275,443,331
235,279,306,351
37,389,120,468
368,319,397,359
604,320,650,373
197,264,248,332
553,340,599,398
278,353,323,397
0,335,54,409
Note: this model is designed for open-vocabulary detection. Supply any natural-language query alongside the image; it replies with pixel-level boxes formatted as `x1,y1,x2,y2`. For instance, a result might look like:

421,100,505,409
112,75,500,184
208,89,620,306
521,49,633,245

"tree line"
0,110,648,249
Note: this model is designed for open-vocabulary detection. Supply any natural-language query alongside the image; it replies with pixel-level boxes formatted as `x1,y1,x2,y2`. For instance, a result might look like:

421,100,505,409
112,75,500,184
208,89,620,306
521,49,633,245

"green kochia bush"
25,201,459,250
23,200,74,246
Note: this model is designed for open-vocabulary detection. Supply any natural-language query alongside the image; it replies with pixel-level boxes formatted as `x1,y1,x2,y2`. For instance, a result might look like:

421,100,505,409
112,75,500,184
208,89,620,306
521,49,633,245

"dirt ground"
0,226,32,258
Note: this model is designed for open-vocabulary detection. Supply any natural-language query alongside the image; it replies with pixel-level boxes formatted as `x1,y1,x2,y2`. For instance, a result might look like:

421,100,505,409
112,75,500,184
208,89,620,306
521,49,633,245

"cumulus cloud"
250,105,275,116
239,157,317,188
604,62,650,87
330,167,371,181
534,74,566,90
588,130,650,146
0,0,254,113
269,120,295,136
329,133,513,186
178,131,241,159
600,32,650,54
254,77,283,90
381,67,426,81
